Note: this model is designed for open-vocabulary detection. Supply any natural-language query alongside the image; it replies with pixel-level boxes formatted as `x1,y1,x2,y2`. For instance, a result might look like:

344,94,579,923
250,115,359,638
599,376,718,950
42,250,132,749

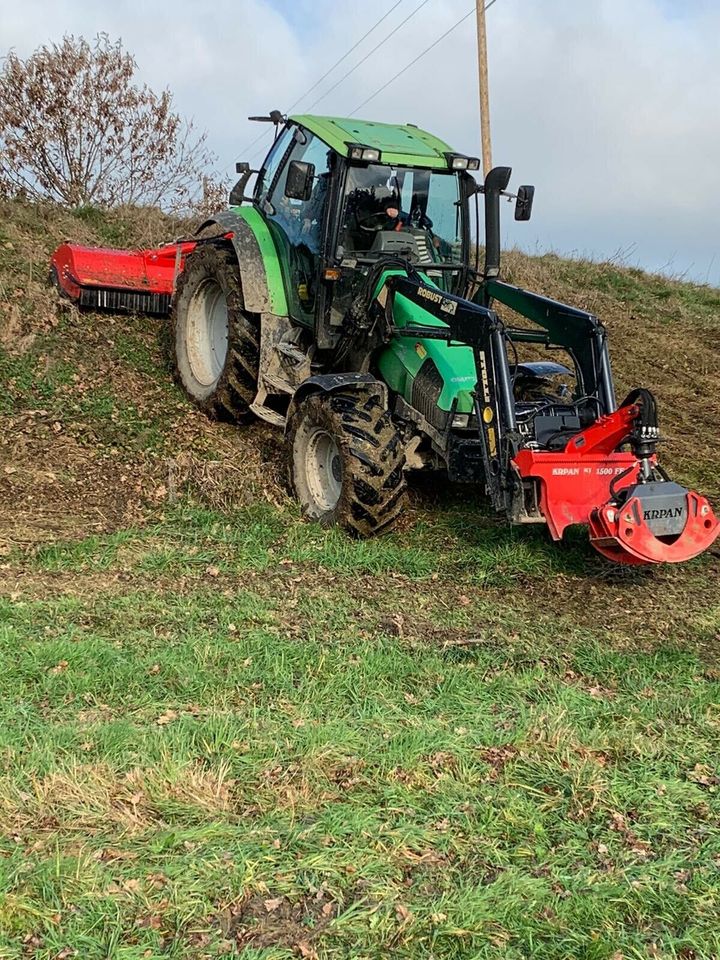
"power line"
234,128,275,168
349,0,498,118
245,129,276,166
287,0,405,112
303,0,433,113
233,0,407,164
235,0,498,171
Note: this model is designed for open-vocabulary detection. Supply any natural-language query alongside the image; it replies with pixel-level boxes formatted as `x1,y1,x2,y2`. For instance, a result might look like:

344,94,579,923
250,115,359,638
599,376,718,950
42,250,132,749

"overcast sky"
3,0,719,284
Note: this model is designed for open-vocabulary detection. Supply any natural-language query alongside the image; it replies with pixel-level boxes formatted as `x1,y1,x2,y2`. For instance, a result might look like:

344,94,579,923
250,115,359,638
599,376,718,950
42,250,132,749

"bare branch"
0,35,221,213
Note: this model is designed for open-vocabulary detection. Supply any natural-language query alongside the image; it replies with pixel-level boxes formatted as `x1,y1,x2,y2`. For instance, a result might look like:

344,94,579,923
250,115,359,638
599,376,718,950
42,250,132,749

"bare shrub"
0,34,221,213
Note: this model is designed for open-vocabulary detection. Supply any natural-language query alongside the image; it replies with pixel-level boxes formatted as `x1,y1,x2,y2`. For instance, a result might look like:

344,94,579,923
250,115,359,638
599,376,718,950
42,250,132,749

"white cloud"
2,0,719,282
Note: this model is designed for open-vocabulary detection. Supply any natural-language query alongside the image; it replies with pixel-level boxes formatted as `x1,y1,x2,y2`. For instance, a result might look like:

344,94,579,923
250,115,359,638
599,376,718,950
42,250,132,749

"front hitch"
589,484,719,565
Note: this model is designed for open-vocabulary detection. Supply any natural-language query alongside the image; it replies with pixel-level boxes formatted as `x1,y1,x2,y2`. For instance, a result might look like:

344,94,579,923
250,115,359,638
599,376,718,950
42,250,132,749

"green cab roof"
289,114,458,169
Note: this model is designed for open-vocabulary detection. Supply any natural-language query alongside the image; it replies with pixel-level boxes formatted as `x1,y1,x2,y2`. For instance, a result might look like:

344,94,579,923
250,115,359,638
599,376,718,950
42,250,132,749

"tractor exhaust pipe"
483,166,512,279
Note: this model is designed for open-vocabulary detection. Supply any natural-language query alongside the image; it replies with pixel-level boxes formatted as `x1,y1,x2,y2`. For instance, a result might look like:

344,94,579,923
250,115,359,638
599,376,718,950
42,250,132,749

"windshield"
338,164,463,265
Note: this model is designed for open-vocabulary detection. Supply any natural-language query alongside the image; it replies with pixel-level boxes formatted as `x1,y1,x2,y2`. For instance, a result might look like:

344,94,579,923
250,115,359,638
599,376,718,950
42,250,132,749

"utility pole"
475,0,492,177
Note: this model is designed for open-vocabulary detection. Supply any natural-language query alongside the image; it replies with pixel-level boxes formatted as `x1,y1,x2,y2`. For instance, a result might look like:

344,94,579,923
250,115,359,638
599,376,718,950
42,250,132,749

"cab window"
265,130,333,320
338,164,463,264
267,132,333,255
255,126,294,207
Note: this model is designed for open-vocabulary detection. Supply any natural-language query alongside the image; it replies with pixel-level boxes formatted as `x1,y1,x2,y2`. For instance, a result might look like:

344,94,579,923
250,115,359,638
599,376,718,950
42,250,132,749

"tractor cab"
243,115,475,347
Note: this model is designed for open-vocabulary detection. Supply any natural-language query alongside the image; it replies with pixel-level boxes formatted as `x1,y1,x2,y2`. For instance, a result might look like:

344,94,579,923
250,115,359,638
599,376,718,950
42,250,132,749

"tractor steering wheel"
357,209,394,232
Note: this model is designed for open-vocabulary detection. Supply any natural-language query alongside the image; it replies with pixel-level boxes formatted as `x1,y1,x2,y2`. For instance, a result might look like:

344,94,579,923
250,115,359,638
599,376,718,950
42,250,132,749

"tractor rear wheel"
287,389,407,536
172,244,259,422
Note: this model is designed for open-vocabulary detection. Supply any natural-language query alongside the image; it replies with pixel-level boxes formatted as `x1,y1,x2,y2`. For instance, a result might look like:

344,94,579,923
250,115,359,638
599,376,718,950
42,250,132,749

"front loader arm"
480,278,617,414
378,271,518,511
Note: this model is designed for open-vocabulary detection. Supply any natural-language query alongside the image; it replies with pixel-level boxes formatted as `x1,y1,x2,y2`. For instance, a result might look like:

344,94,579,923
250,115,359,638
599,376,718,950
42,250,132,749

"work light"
445,153,480,171
347,144,382,162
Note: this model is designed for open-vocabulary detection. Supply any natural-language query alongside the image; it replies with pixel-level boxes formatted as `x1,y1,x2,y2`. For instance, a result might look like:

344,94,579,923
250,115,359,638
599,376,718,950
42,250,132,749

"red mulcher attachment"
513,392,719,565
50,240,199,314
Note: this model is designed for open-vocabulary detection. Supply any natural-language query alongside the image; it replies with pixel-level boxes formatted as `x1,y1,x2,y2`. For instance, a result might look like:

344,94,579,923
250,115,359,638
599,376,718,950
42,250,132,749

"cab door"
263,129,332,327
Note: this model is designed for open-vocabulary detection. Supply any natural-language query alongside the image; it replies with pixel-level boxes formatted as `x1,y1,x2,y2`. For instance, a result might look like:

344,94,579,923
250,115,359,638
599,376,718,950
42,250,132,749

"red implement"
513,405,720,564
50,240,199,313
589,491,718,565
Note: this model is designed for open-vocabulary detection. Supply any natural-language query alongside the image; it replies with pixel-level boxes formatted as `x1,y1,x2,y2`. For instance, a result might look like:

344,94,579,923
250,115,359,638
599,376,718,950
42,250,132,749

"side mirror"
285,160,315,201
514,185,535,221
230,162,252,206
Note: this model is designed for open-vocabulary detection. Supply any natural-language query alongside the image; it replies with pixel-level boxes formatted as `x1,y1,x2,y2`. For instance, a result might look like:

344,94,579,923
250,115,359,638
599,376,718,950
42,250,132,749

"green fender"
196,206,288,316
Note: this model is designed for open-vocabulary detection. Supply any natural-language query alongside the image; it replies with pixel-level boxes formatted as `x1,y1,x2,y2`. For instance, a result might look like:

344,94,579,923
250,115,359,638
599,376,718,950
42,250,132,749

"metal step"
262,372,294,394
276,341,308,364
250,403,285,427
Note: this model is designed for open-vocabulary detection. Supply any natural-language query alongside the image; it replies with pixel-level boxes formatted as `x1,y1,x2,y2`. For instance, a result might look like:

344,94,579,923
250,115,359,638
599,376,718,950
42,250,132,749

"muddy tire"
171,244,259,422
287,389,407,537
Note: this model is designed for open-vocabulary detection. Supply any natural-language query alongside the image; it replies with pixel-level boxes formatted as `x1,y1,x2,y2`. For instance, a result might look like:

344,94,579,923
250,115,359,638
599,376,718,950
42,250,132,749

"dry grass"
0,761,236,837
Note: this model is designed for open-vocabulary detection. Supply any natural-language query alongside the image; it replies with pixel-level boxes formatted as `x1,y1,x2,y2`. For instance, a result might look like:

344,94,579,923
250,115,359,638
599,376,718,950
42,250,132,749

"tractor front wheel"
171,244,259,422
287,389,407,536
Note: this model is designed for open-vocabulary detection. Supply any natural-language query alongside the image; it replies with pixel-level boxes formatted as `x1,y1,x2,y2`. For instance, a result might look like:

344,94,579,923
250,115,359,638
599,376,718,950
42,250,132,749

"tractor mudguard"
196,208,288,317
286,374,388,430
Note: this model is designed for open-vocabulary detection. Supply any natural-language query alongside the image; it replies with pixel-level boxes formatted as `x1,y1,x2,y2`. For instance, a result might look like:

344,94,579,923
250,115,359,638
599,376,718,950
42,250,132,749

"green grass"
22,502,583,583
2,507,719,959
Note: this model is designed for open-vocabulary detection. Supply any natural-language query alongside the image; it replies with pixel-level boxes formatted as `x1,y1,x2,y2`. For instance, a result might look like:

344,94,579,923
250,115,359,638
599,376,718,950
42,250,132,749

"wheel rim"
185,278,229,386
304,429,343,513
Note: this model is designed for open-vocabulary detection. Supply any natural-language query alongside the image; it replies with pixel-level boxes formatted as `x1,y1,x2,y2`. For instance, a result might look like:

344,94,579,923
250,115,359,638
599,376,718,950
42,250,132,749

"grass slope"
0,201,719,959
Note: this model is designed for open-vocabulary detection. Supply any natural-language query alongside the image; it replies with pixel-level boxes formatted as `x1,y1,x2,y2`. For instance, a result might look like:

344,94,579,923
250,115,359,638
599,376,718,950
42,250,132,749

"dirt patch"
219,891,336,956
0,420,286,546
0,429,151,543
0,323,286,548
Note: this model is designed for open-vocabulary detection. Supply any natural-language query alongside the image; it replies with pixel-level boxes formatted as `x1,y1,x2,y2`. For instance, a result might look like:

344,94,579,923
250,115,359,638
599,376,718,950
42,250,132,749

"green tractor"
52,112,719,564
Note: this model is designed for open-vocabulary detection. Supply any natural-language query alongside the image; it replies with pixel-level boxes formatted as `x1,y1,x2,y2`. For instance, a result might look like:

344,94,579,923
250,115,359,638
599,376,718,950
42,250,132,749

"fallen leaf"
155,710,178,726
264,897,283,912
395,903,412,922
688,763,720,787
